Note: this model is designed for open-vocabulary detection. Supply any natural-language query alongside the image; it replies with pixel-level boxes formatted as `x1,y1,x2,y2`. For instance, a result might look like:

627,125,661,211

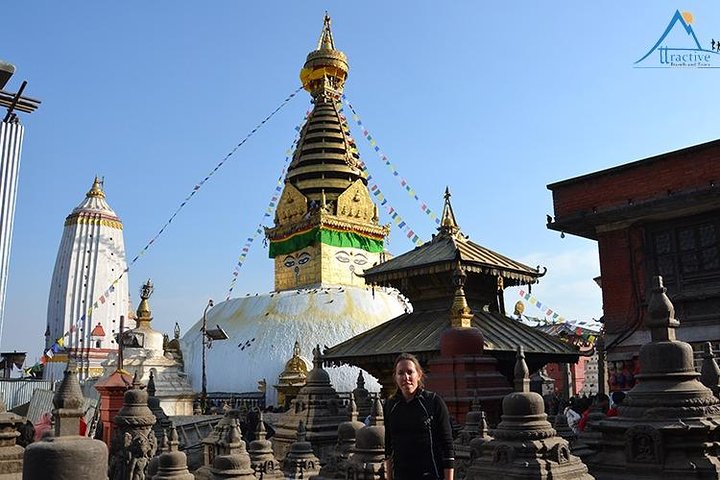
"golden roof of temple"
277,341,309,384
286,14,366,205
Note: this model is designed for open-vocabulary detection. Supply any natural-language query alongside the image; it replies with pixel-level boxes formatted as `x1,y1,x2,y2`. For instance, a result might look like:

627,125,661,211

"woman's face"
395,359,421,398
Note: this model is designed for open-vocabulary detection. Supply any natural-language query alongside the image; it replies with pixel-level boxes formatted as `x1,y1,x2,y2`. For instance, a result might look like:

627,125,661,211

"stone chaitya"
247,411,283,479
454,395,492,479
195,408,244,480
351,371,372,420
23,360,109,480
271,345,347,462
467,347,592,480
700,341,720,397
109,373,157,480
147,369,173,446
345,398,386,480
585,276,720,479
209,420,255,479
312,396,365,480
0,395,24,479
283,420,321,479
153,426,194,480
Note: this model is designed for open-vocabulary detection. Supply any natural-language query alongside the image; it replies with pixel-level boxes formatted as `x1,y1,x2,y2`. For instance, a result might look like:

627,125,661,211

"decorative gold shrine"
266,15,389,291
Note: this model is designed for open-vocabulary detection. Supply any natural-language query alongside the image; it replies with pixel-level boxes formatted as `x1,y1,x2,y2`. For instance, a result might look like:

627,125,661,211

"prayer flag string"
341,95,441,227
224,111,310,300
337,109,424,247
516,289,601,331
42,86,303,363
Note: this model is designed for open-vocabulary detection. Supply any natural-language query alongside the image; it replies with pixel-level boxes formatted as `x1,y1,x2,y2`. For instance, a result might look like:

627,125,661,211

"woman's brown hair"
393,352,425,388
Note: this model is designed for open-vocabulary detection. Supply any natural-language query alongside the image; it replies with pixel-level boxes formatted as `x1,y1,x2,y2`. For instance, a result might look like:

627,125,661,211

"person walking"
384,353,454,480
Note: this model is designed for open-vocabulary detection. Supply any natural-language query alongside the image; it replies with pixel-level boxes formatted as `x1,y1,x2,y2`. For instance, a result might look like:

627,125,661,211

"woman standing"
384,353,454,480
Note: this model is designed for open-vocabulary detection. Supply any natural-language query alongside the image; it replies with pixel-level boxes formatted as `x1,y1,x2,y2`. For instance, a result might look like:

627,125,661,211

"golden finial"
450,263,473,328
300,13,349,98
86,176,106,199
136,279,154,326
439,187,460,236
317,12,335,50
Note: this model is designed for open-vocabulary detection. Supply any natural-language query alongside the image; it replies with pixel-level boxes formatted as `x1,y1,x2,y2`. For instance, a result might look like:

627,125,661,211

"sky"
3,2,720,362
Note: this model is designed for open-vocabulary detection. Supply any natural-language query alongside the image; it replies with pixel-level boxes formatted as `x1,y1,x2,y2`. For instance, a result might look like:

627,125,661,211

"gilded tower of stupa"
266,13,388,291
180,15,405,406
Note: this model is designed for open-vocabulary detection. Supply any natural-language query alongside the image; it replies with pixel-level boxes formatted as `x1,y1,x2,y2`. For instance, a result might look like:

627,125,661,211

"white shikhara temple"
45,178,130,381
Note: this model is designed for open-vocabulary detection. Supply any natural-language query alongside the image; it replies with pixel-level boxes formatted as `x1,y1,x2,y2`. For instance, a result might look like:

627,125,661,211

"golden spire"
86,176,106,199
300,13,349,98
317,12,335,50
439,187,460,236
449,263,474,328
135,279,154,327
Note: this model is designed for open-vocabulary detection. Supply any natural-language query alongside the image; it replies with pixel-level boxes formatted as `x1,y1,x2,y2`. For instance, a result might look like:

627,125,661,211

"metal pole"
596,334,608,396
201,299,213,413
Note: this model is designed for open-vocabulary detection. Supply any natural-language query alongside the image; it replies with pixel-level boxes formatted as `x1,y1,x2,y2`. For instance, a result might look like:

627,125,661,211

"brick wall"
551,144,720,219
597,227,647,341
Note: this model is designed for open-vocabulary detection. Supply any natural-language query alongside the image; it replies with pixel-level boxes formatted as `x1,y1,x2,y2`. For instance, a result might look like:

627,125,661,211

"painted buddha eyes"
334,251,368,265
283,251,312,268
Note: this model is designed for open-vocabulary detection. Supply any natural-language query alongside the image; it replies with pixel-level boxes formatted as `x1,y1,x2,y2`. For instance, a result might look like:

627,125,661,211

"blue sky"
3,2,720,361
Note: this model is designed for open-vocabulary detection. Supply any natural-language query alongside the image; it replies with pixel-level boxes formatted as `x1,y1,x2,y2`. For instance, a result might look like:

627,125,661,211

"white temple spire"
45,178,130,381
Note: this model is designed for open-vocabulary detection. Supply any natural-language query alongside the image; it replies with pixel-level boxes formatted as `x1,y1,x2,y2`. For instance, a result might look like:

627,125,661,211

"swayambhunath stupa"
181,15,408,405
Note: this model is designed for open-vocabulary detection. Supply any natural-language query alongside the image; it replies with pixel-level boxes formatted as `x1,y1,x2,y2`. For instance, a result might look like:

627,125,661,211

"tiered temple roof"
324,189,579,386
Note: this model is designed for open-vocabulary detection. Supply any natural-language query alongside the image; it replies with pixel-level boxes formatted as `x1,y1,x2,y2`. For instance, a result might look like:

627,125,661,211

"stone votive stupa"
109,372,157,480
0,395,25,479
312,396,365,480
272,345,347,463
147,369,173,445
23,360,109,480
195,408,243,480
351,371,372,420
586,276,720,479
283,420,321,479
345,398,386,480
454,395,492,479
209,420,255,479
466,346,592,480
153,426,194,480
700,341,720,398
247,411,283,479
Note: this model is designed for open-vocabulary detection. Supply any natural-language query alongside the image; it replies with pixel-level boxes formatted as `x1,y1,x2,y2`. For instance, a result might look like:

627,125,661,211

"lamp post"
200,299,228,414
201,299,214,413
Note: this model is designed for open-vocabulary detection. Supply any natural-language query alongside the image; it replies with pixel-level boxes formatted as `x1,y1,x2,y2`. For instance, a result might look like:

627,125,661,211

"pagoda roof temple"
323,188,580,384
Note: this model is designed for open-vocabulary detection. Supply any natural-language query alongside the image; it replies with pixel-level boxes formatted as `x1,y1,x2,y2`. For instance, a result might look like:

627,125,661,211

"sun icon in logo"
681,11,694,24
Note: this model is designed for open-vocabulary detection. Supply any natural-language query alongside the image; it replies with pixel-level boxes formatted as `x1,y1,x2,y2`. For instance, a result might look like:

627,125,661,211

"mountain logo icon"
635,10,720,68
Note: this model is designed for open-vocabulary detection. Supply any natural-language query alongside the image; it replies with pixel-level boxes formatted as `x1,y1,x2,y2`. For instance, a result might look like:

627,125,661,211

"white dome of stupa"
180,285,407,406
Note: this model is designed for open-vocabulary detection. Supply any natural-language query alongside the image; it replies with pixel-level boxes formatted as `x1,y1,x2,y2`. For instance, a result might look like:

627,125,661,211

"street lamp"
200,299,228,413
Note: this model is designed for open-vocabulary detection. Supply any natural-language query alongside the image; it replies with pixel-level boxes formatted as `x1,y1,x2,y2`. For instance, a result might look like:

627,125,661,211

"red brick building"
546,139,720,381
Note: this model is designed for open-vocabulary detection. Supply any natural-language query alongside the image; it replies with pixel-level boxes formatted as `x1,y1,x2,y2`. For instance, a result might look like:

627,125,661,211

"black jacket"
384,389,455,479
